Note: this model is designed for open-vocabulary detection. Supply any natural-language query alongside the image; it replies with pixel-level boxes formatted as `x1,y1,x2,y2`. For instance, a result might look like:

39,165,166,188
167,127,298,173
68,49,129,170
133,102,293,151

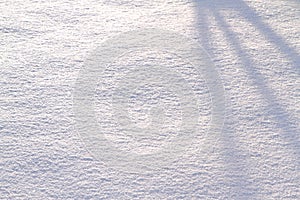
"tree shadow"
194,0,299,198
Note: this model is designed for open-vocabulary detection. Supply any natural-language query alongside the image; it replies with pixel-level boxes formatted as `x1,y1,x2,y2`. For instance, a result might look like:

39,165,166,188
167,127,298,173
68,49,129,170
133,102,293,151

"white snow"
0,0,299,199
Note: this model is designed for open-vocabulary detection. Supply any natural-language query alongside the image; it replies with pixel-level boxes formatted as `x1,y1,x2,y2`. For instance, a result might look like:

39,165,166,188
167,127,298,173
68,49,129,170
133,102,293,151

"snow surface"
0,0,299,199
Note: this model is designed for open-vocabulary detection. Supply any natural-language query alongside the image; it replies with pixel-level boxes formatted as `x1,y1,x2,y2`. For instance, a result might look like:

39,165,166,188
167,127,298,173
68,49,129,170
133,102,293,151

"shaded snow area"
1,0,299,199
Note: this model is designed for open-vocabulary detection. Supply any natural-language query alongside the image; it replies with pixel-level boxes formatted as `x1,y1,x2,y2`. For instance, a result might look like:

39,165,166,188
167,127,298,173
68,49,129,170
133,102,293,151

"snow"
0,0,299,199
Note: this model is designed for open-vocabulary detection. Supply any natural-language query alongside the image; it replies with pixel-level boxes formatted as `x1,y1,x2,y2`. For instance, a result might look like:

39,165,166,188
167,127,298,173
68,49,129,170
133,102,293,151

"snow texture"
0,0,299,199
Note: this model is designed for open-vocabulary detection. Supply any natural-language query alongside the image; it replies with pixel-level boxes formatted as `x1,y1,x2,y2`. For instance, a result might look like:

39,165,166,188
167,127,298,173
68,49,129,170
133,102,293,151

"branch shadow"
196,0,299,73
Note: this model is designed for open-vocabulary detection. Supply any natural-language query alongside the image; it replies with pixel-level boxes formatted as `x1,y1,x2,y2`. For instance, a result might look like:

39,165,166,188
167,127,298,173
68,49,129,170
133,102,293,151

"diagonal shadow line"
238,0,300,74
211,8,300,162
196,7,259,199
